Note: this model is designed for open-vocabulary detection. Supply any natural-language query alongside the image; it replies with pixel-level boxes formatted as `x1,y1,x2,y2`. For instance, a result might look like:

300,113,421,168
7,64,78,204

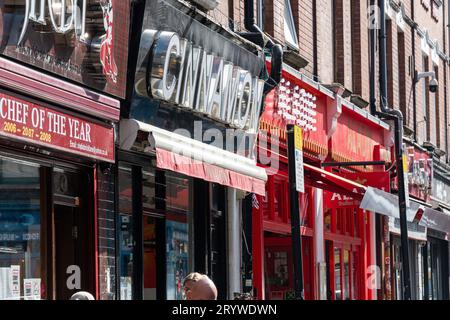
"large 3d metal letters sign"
135,30,264,133
134,0,266,134
0,0,130,98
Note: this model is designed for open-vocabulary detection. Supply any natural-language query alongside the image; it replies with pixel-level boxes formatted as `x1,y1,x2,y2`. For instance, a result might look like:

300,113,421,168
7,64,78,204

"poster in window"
24,279,41,300
166,219,189,301
10,265,20,300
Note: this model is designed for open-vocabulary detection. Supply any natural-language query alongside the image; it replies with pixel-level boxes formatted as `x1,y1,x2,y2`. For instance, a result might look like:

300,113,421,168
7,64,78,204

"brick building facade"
215,0,449,160
207,0,450,300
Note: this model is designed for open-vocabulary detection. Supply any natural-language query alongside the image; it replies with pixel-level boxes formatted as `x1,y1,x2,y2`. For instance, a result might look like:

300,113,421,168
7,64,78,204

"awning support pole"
287,124,305,300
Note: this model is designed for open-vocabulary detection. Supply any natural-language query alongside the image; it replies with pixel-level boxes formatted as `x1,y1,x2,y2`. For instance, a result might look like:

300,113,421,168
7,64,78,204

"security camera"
429,78,439,93
415,71,439,93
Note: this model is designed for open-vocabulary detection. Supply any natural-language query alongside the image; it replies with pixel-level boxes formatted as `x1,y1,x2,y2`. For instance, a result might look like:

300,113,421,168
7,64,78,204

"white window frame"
284,0,299,49
256,0,264,31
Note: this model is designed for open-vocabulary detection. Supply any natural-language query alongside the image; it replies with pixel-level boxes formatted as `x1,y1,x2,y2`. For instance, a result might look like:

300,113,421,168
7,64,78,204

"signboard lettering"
0,93,114,162
135,31,265,133
294,126,305,193
324,172,390,209
19,0,88,45
0,0,130,98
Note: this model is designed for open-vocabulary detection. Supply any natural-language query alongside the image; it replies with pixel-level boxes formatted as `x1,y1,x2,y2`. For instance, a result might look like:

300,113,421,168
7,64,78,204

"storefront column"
313,188,326,300
227,188,241,299
252,195,265,300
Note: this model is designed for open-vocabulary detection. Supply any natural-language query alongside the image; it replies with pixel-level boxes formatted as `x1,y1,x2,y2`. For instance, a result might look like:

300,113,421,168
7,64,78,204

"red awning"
303,163,367,200
156,148,266,196
120,120,268,196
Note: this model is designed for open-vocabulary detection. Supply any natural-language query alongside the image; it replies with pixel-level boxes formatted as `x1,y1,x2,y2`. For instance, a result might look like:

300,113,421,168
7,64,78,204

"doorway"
52,168,92,300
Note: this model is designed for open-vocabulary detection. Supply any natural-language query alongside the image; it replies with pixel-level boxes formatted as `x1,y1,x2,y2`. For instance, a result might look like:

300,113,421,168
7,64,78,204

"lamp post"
287,124,305,300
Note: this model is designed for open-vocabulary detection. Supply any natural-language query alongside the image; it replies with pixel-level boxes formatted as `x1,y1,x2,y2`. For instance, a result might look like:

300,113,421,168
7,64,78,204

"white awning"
360,187,424,221
119,119,267,195
361,187,450,234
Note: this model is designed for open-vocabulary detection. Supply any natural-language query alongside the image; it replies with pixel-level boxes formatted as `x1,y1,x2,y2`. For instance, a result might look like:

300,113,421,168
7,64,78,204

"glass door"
327,242,360,300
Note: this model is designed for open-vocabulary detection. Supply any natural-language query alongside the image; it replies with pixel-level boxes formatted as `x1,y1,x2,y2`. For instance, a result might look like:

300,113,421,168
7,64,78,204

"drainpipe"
371,0,412,300
412,15,417,142
244,0,283,94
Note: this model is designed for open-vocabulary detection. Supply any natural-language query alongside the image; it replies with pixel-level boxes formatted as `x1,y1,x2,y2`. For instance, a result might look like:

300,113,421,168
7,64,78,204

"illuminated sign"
277,78,318,132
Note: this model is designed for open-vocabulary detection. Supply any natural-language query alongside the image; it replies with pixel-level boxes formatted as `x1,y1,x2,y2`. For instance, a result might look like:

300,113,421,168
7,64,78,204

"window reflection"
334,248,341,300
0,157,41,300
118,166,133,300
343,250,350,300
165,173,192,300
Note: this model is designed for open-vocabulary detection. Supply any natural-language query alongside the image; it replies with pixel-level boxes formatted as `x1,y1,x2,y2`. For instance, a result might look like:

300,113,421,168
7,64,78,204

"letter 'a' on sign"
294,126,305,193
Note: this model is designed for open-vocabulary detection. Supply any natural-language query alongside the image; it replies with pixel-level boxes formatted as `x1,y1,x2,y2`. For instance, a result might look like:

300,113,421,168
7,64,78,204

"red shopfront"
324,100,391,301
0,1,130,300
253,65,391,300
254,65,330,300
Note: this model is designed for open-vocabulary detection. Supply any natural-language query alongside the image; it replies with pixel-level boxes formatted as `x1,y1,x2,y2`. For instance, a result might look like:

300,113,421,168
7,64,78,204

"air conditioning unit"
189,0,219,11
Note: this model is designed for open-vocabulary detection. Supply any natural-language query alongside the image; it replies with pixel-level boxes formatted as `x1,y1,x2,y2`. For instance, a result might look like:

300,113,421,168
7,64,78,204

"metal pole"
227,188,241,299
287,124,304,300
379,0,412,300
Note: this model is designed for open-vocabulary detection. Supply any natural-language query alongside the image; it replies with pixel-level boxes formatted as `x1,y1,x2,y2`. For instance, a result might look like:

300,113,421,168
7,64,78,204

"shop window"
336,209,342,233
345,209,353,235
0,157,41,300
324,209,332,231
118,166,133,300
274,181,283,221
355,211,360,237
299,191,310,228
284,0,299,49
165,173,193,300
352,250,359,300
343,250,350,300
142,168,156,212
143,215,157,300
334,248,342,300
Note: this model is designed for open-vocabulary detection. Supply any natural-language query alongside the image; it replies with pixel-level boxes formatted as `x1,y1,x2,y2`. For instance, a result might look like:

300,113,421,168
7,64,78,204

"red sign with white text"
0,93,114,163
324,171,390,209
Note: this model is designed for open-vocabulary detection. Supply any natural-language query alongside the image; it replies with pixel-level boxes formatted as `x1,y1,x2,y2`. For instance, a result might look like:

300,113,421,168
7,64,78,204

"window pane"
343,250,350,300
143,216,157,300
166,173,192,300
118,166,133,300
324,209,331,231
284,0,298,48
352,250,358,300
334,248,341,300
0,157,41,300
142,168,156,211
274,181,282,220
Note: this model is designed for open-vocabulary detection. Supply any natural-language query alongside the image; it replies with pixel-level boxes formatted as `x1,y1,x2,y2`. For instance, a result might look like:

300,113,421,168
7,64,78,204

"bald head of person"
183,273,218,300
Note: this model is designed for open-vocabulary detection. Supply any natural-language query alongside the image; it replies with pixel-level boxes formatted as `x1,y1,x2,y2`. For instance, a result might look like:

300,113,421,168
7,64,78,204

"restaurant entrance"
0,150,95,300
